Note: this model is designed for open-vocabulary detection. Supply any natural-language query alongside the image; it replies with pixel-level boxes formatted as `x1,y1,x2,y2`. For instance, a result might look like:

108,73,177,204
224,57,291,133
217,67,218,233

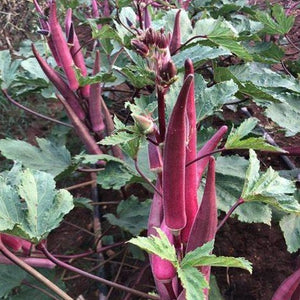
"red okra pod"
196,125,228,188
181,59,198,244
33,0,62,67
49,0,79,91
187,157,217,299
32,44,86,121
163,74,193,234
169,10,181,55
89,50,105,133
144,6,152,29
272,268,300,300
65,8,90,98
152,221,176,282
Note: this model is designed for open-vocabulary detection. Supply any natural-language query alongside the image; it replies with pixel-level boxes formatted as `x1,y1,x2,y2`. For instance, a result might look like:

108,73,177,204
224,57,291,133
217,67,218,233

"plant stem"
0,239,72,300
217,198,245,232
22,280,60,300
40,244,160,300
134,158,162,197
2,89,73,128
186,148,224,167
65,179,96,191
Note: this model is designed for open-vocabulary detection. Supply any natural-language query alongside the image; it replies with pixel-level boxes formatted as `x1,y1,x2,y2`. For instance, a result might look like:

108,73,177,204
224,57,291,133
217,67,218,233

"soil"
1,1,300,300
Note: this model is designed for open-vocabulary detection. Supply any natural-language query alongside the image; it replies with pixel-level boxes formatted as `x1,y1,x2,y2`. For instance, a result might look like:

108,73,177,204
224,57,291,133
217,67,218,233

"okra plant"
0,0,299,299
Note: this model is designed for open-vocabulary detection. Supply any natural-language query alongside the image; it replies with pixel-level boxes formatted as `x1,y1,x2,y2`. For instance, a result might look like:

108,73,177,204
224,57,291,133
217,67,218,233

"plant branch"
0,238,72,300
217,198,245,232
2,89,73,128
134,158,162,197
22,280,60,300
39,243,159,299
186,148,225,167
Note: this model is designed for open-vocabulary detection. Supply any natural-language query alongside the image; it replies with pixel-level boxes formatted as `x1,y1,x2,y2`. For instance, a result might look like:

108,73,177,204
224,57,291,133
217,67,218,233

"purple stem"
217,198,245,232
39,243,160,300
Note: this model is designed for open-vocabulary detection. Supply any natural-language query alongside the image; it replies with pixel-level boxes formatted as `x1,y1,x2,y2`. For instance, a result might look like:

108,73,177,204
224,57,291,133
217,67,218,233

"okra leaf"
97,161,134,189
241,150,300,213
173,45,230,70
181,240,214,267
104,196,151,236
129,228,177,264
75,153,124,165
185,255,252,273
265,94,300,137
193,18,252,60
75,69,117,86
0,138,71,177
165,74,238,123
215,155,272,224
0,168,73,243
177,266,208,300
255,4,295,35
0,50,21,89
100,131,139,146
0,265,26,298
225,118,282,152
280,214,300,253
0,266,66,300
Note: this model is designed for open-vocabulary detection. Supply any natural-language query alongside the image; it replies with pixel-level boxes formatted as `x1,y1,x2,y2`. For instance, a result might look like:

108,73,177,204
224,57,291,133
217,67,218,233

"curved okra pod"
163,74,193,234
181,59,198,244
65,8,90,98
32,44,86,121
272,268,300,300
196,125,228,188
169,10,181,55
49,0,79,91
187,157,217,299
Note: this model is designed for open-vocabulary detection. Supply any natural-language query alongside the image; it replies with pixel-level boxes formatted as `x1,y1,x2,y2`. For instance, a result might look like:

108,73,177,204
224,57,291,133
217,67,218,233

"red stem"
217,198,245,232
39,243,159,300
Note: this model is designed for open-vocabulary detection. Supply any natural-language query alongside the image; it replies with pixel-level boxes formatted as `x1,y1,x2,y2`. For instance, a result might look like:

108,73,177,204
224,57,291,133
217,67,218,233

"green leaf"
255,4,295,35
129,228,177,264
280,214,300,253
166,74,238,123
0,266,66,300
75,153,124,165
97,161,134,189
196,79,239,122
265,94,300,136
189,255,252,273
0,138,71,177
193,18,252,60
177,266,207,300
241,150,300,214
225,118,282,151
209,275,224,300
181,240,214,267
100,131,139,146
0,50,21,89
104,196,151,235
73,197,93,210
215,155,272,224
0,265,26,297
121,65,155,88
21,57,49,82
75,69,117,86
173,45,231,70
0,168,74,243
